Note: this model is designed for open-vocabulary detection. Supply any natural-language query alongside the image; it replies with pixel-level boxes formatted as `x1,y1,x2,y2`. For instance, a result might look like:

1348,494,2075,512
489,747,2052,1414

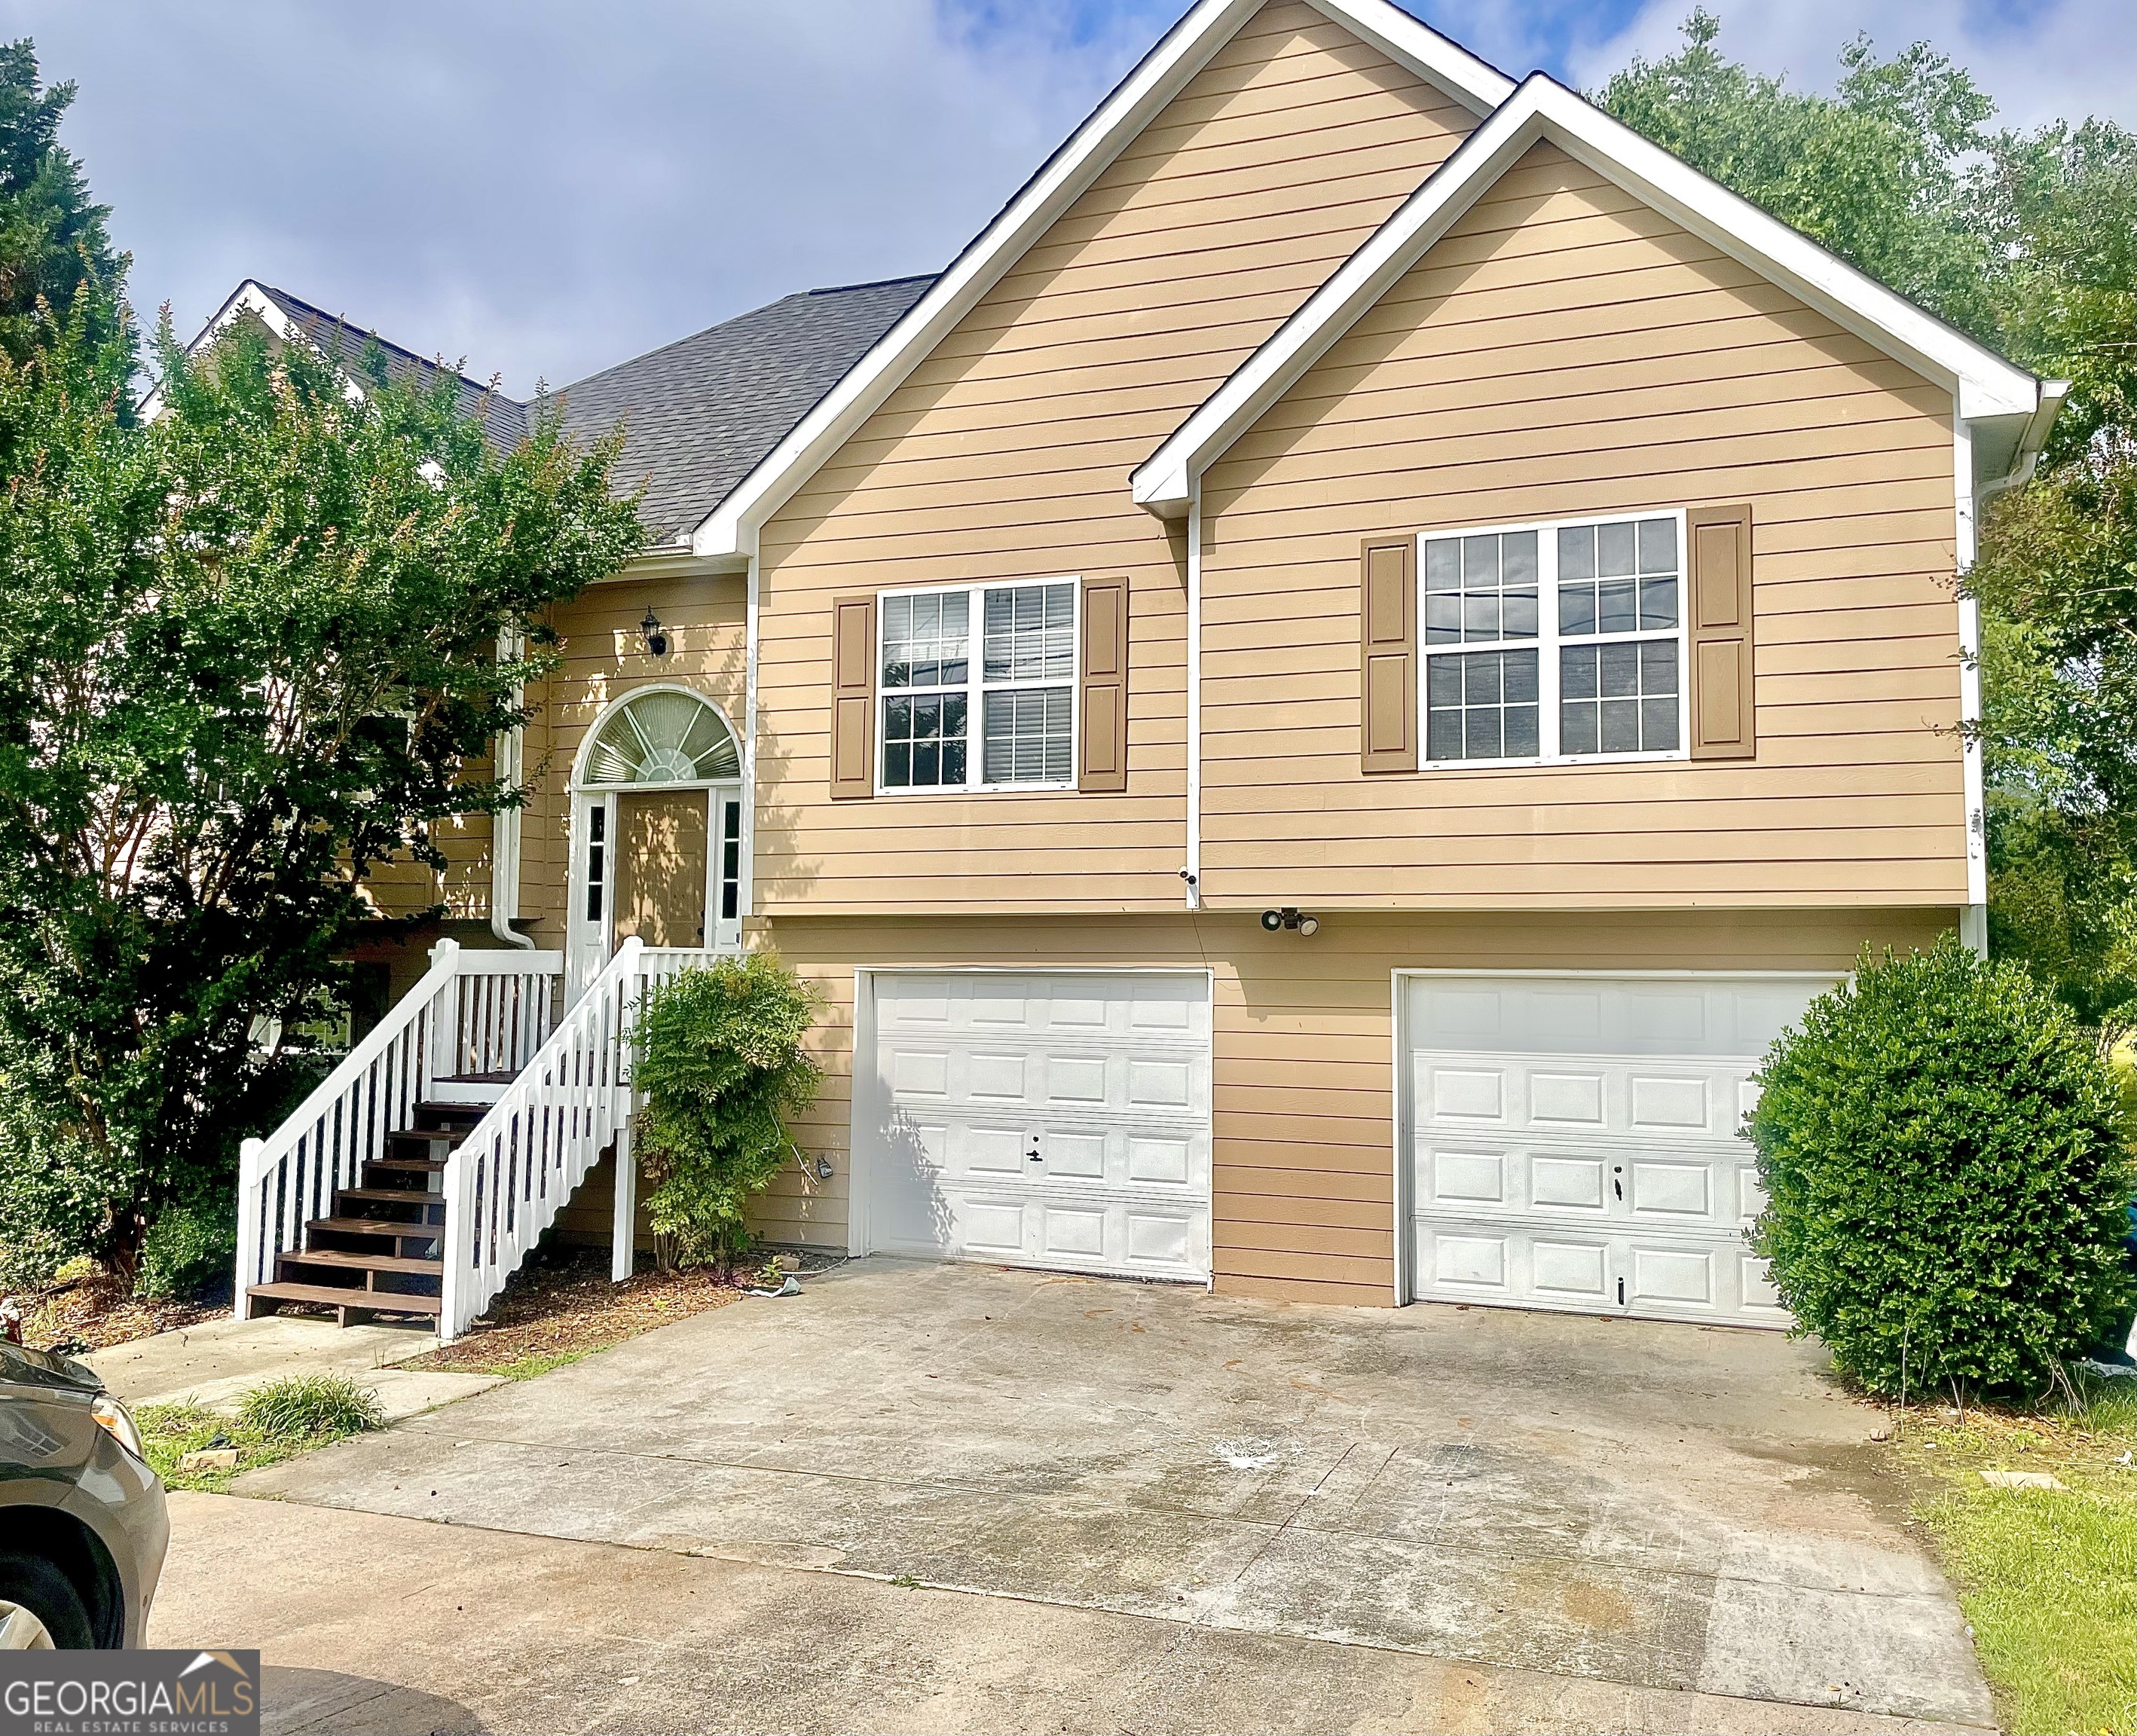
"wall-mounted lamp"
1260,906,1319,937
640,608,669,659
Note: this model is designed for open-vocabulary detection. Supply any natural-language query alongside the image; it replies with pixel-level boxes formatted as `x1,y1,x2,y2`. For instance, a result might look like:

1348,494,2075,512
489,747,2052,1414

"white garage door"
863,971,1212,1282
1403,973,1834,1328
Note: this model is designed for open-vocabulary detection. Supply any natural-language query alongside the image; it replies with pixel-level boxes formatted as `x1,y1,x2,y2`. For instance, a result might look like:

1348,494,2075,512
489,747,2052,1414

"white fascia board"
140,281,301,420
141,279,367,421
692,0,1514,562
1135,74,2042,512
1302,0,1512,116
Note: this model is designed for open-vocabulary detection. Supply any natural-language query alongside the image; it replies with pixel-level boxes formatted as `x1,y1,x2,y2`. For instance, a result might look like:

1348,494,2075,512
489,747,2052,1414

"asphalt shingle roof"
552,274,936,544
253,283,532,451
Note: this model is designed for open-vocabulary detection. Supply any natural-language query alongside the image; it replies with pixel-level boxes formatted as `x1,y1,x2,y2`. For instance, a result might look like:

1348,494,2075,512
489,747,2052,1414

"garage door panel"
868,972,1212,1283
1412,1215,1793,1324
1407,978,1815,1061
1405,972,1833,1328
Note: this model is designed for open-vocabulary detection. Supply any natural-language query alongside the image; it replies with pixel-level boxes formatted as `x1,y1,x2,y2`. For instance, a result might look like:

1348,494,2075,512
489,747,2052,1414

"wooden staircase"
244,1094,491,1325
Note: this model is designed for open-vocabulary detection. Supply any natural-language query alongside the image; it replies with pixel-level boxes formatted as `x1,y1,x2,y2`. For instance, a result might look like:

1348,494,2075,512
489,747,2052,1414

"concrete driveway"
230,1258,1989,1731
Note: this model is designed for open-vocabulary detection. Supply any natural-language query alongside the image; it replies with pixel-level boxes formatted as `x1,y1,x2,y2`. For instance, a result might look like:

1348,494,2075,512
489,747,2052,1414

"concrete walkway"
234,1259,1992,1729
87,1312,499,1422
151,1492,1983,1736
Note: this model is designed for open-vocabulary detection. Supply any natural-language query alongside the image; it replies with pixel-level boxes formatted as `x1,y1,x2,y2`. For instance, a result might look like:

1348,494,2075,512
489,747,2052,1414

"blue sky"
2,0,2126,396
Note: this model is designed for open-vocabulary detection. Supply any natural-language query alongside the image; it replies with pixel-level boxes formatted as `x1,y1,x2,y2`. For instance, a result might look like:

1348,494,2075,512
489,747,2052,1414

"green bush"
234,1371,384,1439
631,953,821,1270
137,1202,235,1299
1749,934,2134,1398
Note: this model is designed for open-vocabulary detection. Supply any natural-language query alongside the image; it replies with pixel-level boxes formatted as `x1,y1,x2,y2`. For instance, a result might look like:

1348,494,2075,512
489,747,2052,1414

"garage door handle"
1027,1145,1041,1163
1613,1165,1622,1200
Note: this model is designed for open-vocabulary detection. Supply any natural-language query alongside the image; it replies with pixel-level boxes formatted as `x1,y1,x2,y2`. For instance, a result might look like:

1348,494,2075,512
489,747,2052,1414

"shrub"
234,1371,384,1440
631,953,821,1270
1748,934,2134,1398
136,1202,235,1300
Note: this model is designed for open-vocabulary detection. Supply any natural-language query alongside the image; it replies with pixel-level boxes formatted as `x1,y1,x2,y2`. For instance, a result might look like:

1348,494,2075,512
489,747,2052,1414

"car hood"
0,1337,102,1397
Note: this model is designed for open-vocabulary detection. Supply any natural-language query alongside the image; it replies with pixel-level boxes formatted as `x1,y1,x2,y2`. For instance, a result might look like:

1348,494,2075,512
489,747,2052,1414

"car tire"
0,1553,93,1649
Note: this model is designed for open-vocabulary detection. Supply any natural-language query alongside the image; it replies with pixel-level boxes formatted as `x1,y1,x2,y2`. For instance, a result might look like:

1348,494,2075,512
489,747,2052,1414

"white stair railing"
234,940,563,1304
442,938,721,1340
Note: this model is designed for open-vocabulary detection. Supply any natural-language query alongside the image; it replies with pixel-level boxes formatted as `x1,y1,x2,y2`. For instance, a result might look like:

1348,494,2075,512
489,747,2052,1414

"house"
225,0,2059,1340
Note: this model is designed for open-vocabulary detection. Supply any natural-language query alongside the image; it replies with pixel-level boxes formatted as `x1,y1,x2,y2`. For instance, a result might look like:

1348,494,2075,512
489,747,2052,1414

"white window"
879,581,1077,793
1422,511,1686,766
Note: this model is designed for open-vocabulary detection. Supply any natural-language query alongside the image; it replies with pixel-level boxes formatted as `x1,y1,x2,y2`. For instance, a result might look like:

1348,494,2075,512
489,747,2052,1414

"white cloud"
1567,0,2134,133
2,0,2118,399
2,0,1166,394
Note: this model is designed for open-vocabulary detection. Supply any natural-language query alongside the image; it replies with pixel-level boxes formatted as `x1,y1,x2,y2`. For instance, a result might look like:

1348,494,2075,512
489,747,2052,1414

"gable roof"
686,0,1518,561
175,280,534,449
1133,72,2052,514
554,274,935,546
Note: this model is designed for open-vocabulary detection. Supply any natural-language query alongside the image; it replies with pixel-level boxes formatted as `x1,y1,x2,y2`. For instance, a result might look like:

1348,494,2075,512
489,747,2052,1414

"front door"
612,790,708,948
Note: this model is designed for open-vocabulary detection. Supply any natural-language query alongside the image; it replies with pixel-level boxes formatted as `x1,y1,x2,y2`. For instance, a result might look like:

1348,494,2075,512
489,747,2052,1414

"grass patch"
139,1371,386,1493
485,1348,595,1382
1897,1369,2135,1735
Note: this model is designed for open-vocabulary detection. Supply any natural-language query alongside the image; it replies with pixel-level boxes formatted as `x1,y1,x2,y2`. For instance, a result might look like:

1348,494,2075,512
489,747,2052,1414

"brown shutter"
830,594,876,799
1078,576,1130,793
1687,505,1754,760
1359,536,1417,773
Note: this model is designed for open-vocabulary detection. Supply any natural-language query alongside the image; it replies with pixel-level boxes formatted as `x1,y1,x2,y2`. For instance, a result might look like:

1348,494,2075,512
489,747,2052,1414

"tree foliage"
1595,10,1997,338
1601,14,2137,1029
0,41,121,366
0,289,643,1285
1749,937,2133,1398
631,955,823,1270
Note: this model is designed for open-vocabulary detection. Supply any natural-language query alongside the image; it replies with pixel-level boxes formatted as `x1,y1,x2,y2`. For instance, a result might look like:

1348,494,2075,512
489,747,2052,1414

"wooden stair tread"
245,1281,442,1315
337,1187,441,1204
282,1249,441,1276
307,1216,443,1239
391,1129,461,1147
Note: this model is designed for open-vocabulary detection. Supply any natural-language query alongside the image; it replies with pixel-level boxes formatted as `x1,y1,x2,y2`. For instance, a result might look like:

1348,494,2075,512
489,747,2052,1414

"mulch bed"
400,1246,748,1375
10,1270,231,1357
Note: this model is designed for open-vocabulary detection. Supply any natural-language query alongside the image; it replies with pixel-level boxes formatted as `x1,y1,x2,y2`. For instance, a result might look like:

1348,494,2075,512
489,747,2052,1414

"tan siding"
754,0,1477,914
1199,141,1965,906
517,574,747,947
755,906,1952,1302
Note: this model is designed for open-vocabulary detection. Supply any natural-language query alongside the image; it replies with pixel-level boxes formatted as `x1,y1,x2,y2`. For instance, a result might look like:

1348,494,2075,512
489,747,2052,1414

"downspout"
490,625,536,949
1183,485,1203,910
742,550,759,943
1954,381,2068,960
1953,420,1987,958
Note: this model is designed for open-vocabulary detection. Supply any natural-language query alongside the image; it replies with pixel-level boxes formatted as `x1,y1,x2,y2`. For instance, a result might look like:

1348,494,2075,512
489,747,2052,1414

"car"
0,1337,169,1649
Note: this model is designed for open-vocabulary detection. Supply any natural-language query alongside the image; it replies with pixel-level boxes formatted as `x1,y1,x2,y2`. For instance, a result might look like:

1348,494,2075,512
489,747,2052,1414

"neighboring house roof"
1132,74,2057,515
686,0,1518,562
173,280,535,450
552,274,936,546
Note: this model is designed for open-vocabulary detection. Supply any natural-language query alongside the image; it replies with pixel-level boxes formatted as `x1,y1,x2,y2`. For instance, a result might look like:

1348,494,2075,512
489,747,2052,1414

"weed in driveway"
235,1371,384,1438
141,1371,386,1493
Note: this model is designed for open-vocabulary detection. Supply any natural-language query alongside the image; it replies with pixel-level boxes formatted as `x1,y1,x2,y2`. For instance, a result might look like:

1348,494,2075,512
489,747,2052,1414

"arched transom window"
581,689,739,787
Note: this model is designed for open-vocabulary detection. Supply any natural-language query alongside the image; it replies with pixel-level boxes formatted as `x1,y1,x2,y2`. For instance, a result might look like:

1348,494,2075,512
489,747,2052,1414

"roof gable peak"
689,0,1515,561
1133,71,2047,514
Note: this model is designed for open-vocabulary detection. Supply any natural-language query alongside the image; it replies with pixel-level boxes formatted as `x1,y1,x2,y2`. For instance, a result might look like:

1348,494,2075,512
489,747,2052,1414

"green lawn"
1901,1373,2136,1735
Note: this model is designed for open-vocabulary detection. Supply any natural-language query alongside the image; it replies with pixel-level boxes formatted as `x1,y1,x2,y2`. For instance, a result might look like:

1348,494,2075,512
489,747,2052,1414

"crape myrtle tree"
0,290,642,1286
1599,14,2137,1030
